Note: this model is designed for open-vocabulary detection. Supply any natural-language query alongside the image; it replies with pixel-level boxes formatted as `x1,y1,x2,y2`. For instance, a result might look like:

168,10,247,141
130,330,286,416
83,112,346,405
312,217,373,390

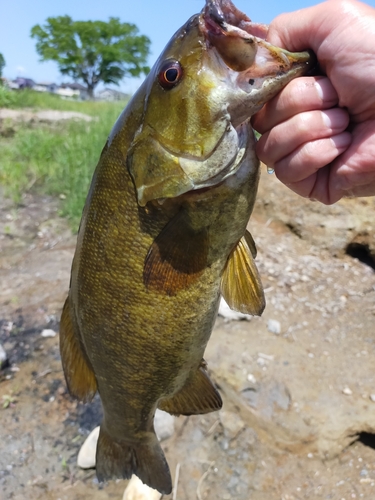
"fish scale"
59,0,314,494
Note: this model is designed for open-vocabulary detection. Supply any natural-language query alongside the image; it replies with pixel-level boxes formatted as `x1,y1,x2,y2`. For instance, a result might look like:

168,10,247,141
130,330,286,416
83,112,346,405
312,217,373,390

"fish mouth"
201,0,315,77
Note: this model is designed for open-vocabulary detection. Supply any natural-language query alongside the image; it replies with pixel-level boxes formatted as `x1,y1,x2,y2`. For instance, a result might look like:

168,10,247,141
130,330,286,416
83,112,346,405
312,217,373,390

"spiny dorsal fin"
144,210,208,296
59,297,97,402
158,361,222,416
221,230,265,316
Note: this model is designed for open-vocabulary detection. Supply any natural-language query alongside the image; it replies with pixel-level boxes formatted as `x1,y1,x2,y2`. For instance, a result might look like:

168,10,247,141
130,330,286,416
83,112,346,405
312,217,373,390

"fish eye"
158,60,183,89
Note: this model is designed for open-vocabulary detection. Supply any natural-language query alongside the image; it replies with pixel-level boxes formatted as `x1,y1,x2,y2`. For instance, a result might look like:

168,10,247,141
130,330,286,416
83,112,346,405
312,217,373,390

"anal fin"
158,361,222,416
221,230,265,316
59,297,97,402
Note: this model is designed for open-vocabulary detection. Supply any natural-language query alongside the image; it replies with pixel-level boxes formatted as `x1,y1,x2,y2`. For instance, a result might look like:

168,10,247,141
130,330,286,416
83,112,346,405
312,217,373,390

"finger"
328,121,375,200
279,165,331,202
256,107,350,165
272,132,352,185
265,4,330,52
252,76,339,134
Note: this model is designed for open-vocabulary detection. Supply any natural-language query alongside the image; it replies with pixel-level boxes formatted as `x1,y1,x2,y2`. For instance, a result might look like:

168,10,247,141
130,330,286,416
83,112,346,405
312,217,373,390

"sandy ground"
1,171,375,500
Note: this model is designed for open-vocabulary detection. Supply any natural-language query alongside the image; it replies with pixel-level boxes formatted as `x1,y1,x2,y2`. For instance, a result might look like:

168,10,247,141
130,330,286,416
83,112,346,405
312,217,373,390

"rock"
77,426,100,469
0,343,9,369
122,475,162,500
41,329,56,338
219,410,245,440
218,297,252,321
267,319,281,335
154,409,175,441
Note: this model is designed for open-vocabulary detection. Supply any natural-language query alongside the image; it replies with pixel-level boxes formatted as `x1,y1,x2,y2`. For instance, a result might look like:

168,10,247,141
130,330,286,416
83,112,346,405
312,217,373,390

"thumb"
265,2,332,53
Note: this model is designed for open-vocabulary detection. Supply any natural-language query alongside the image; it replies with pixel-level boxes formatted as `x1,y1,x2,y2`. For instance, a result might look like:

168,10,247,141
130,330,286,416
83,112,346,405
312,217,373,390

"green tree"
31,16,150,98
0,53,5,78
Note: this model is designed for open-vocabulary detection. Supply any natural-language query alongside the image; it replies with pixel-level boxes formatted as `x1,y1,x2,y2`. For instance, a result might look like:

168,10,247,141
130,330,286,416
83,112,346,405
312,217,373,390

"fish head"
127,0,315,207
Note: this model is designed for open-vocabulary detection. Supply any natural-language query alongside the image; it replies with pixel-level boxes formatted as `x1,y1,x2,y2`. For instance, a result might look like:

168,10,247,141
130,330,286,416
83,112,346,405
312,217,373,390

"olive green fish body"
60,0,315,494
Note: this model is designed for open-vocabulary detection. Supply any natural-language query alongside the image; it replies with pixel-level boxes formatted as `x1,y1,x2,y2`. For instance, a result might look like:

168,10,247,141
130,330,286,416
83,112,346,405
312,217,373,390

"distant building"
96,88,130,102
34,81,59,93
55,87,80,98
59,82,89,100
14,77,35,89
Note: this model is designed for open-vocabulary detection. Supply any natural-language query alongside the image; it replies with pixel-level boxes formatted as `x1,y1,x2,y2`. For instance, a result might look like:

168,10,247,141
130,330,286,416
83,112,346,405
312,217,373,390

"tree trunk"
87,85,95,100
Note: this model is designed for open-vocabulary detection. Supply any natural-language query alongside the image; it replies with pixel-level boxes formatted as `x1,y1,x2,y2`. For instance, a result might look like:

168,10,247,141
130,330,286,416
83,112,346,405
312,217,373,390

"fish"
59,0,314,494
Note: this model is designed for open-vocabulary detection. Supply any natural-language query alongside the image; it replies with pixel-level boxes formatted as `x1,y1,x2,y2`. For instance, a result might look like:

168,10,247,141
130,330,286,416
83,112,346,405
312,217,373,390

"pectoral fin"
158,361,222,415
221,230,265,316
59,297,97,402
144,210,208,296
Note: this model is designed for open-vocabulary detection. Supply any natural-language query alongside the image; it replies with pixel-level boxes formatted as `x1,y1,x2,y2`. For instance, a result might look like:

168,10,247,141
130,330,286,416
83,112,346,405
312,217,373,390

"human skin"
252,0,375,204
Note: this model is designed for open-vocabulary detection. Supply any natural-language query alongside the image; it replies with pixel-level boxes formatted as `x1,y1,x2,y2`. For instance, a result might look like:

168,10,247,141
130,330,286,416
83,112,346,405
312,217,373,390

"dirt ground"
1,169,375,500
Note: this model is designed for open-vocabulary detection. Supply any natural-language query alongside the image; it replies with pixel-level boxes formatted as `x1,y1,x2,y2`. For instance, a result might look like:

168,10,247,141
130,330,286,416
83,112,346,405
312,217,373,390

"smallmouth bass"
60,0,314,494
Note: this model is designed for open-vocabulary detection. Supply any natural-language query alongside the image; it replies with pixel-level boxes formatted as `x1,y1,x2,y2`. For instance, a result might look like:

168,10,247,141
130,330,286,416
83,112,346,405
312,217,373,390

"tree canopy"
0,53,5,78
31,16,151,97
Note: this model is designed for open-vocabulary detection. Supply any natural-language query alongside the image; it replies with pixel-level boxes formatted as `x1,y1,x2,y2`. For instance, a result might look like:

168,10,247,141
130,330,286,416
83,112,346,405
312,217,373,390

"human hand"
252,0,375,204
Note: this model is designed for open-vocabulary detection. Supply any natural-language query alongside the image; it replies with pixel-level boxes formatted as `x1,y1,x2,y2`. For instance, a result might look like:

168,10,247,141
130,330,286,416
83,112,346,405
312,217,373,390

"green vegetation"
0,87,121,114
31,16,150,97
0,86,16,107
0,53,5,78
0,90,128,230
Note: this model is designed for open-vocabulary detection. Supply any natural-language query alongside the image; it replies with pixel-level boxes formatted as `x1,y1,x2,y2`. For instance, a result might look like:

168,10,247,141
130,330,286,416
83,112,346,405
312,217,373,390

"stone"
0,343,9,369
41,329,56,338
154,409,175,441
218,297,252,321
267,319,281,335
77,426,100,469
122,475,162,500
219,410,245,440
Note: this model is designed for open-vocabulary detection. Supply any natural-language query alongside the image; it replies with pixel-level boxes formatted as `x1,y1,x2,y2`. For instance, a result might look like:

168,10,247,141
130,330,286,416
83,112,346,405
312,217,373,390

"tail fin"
96,426,172,495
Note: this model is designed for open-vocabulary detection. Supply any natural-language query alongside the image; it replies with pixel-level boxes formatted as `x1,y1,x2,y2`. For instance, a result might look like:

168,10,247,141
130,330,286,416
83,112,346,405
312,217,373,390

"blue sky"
1,0,375,94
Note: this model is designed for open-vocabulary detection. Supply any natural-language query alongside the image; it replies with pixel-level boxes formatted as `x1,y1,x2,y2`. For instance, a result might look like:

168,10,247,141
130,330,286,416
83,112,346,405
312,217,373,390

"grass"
0,87,121,115
0,89,128,230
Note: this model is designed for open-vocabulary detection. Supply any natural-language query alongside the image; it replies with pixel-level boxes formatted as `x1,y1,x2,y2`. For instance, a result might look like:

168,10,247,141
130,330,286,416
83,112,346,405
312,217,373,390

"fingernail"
314,77,338,104
322,109,348,130
331,132,352,150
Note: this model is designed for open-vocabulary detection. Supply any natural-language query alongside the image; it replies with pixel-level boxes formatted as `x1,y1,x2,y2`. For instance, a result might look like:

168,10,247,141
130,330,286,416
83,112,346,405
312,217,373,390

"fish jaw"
201,0,315,123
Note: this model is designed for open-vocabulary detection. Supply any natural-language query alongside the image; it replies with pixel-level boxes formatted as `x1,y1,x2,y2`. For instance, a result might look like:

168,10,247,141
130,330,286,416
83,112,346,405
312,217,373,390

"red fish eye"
158,61,182,89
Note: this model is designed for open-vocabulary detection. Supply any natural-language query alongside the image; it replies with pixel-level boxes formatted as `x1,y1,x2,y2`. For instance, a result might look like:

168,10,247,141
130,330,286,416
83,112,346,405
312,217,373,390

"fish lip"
202,0,253,34
201,0,257,41
201,0,315,73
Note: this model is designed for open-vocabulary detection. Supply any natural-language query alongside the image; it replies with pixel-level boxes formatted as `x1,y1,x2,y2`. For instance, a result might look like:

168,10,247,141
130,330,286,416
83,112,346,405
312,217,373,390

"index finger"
252,76,339,134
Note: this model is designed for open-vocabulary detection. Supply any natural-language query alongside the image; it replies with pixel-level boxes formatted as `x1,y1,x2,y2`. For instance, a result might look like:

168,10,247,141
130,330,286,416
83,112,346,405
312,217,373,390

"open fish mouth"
201,0,315,77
